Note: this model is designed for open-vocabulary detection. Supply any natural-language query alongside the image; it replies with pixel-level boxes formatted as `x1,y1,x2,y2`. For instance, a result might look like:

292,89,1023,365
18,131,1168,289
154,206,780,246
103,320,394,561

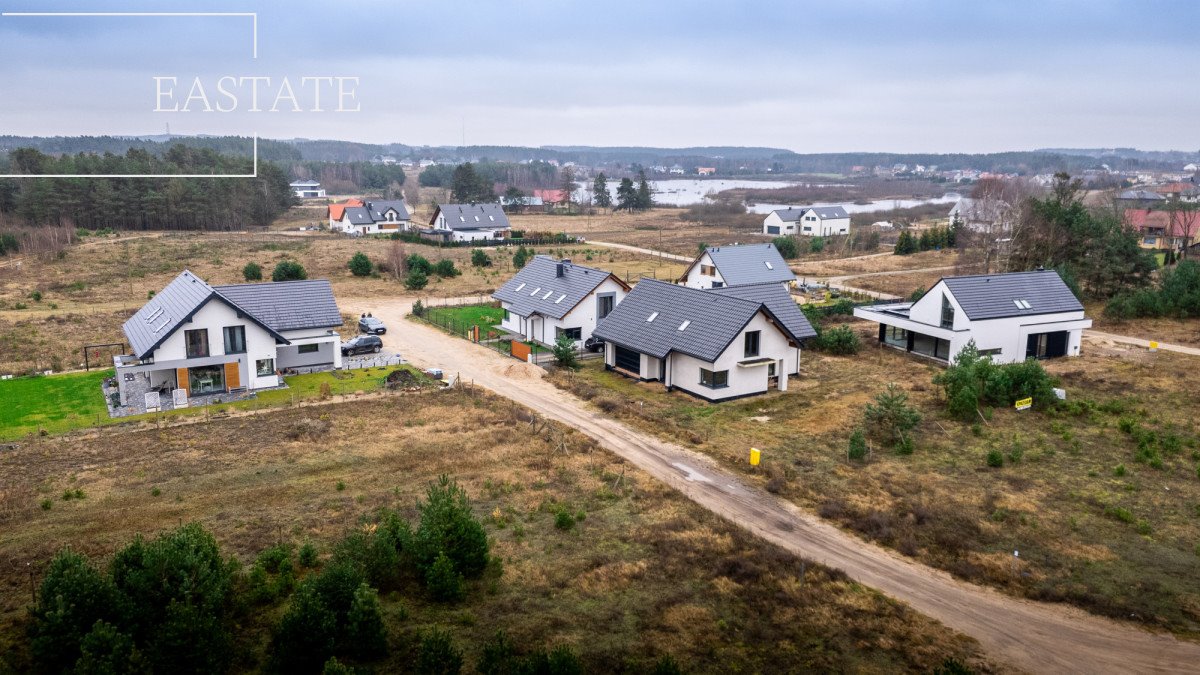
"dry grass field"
0,390,990,673
1088,303,1200,347
0,231,683,375
550,335,1200,636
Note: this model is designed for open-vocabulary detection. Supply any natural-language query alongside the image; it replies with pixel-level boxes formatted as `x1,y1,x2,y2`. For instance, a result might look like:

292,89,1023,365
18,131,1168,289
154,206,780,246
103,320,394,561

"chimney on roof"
556,262,564,278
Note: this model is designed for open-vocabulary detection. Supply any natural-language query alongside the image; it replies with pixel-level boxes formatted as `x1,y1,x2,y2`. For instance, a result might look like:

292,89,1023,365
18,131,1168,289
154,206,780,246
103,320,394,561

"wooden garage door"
614,345,641,373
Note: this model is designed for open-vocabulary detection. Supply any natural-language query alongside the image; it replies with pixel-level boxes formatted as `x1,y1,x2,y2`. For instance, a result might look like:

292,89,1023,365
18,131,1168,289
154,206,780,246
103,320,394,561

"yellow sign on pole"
1148,341,1159,351
1014,397,1033,411
749,448,761,466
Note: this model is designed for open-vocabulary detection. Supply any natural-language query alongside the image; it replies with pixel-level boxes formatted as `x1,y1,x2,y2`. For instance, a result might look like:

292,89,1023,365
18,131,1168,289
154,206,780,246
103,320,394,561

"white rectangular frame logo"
0,11,259,178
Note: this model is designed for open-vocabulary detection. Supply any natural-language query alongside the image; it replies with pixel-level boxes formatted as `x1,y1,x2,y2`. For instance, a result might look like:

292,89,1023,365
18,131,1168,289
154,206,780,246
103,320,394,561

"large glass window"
222,326,246,354
298,343,320,354
744,330,761,357
884,326,908,348
256,359,275,376
700,368,729,389
555,327,582,340
187,365,224,394
597,294,614,319
185,329,209,358
940,294,955,329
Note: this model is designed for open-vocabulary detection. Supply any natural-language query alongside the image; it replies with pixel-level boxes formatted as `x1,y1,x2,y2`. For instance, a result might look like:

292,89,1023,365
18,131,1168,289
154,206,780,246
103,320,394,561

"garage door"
614,345,641,373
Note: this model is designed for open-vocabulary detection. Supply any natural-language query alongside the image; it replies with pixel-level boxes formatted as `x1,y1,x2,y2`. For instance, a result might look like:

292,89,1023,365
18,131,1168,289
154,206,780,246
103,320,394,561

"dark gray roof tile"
433,203,511,230
709,282,817,340
941,270,1083,320
493,256,622,320
688,243,796,286
213,279,342,332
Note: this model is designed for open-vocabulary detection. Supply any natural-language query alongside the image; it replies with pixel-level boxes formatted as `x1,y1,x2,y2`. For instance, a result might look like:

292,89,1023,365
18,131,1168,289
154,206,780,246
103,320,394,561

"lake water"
573,178,959,215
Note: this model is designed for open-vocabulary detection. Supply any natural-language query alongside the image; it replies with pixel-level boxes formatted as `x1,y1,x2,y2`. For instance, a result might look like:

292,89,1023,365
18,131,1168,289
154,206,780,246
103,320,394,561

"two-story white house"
678,243,796,290
592,280,817,401
762,206,850,236
492,256,630,346
425,203,512,242
852,269,1091,365
115,270,344,408
332,199,412,235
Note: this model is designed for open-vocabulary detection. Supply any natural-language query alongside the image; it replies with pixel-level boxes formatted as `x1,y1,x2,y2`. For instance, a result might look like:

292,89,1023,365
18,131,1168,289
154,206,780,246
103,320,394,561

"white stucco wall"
763,212,797,235
149,297,280,390
682,252,727,289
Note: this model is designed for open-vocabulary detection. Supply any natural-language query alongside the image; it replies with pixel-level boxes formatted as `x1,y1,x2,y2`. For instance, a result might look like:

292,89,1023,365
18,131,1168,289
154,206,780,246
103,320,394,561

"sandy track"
1084,329,1200,357
343,294,1200,674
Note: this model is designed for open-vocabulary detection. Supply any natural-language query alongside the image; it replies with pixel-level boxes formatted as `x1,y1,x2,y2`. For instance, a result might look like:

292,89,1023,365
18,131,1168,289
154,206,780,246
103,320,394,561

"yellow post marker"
749,448,761,466
1148,341,1159,352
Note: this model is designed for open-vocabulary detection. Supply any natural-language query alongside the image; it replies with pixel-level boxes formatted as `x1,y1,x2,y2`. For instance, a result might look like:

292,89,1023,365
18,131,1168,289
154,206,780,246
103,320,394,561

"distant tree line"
0,135,299,162
419,160,559,193
0,146,294,231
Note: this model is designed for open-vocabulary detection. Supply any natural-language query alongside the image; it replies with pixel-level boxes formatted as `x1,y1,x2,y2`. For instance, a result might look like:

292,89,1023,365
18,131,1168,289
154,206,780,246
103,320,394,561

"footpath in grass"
0,366,428,440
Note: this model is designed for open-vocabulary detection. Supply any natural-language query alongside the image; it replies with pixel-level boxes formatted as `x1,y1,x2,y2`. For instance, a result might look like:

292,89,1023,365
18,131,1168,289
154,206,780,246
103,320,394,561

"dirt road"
585,241,693,263
1084,329,1200,357
345,295,1200,674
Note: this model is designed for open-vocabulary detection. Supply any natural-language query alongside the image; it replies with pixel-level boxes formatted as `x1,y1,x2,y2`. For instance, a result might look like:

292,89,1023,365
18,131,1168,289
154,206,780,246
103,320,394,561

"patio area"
103,372,265,418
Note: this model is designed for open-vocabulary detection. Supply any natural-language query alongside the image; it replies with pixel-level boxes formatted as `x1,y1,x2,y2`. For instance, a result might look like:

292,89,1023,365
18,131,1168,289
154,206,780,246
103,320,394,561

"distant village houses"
762,206,850,237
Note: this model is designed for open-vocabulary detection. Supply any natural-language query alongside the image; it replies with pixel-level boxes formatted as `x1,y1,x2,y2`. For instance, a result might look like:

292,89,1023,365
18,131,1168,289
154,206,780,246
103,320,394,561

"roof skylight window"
764,261,774,270
647,312,659,322
543,290,553,300
515,282,526,292
555,294,565,303
1013,299,1032,310
531,287,541,296
678,320,691,331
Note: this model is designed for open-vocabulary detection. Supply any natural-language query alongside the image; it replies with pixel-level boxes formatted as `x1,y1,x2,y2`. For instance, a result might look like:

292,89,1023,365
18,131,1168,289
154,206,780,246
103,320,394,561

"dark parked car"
359,316,387,334
341,335,383,356
583,336,605,353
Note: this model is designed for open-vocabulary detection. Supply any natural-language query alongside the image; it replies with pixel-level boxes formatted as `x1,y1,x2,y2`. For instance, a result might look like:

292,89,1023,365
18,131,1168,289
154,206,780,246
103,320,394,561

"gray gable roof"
123,270,219,359
1117,189,1165,201
366,199,410,221
123,271,342,359
708,282,817,340
433,203,512,230
592,279,805,362
492,256,624,320
688,243,796,286
343,206,375,225
213,279,343,333
772,205,848,221
939,270,1083,320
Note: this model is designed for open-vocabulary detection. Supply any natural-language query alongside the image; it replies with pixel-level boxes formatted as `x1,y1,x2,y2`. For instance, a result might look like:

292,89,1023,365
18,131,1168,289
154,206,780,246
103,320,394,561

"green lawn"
422,303,506,335
0,366,429,440
0,370,111,438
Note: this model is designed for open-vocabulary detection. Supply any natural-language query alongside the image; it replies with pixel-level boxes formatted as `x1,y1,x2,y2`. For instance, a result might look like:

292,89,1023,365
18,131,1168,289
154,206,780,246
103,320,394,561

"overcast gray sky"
1,0,1197,152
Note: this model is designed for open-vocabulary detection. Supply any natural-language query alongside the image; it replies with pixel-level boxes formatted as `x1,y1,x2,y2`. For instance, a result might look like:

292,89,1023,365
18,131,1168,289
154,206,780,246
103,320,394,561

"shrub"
986,449,1004,468
30,290,42,302
405,269,429,291
652,654,684,675
299,541,319,568
323,657,354,675
348,252,373,277
828,298,855,315
512,246,531,269
934,341,1057,421
412,299,425,316
414,475,490,578
554,510,575,530
810,236,826,253
75,620,146,674
272,260,307,282
847,428,868,461
433,259,460,278
552,334,579,369
863,383,921,447
1113,464,1126,477
407,254,433,275
271,564,385,670
471,248,492,267
815,325,860,355
242,262,262,281
477,631,518,675
772,236,798,259
271,583,338,671
29,551,120,673
1105,505,1135,524
425,551,465,602
40,498,52,510
525,645,583,675
345,583,388,658
895,433,915,455
416,628,463,675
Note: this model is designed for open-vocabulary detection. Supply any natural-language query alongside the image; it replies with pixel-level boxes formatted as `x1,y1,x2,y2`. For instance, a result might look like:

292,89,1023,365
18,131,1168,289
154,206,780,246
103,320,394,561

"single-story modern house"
762,206,850,236
679,243,796,290
330,199,412,235
592,280,817,401
115,270,343,406
852,269,1091,365
493,256,630,346
290,180,326,199
425,203,512,242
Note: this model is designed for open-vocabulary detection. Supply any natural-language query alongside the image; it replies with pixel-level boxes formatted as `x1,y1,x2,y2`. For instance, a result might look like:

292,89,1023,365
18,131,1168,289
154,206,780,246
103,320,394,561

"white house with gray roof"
679,243,796,290
763,206,850,236
427,203,512,242
333,199,412,235
114,270,343,408
592,280,817,401
492,256,630,346
853,270,1091,365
